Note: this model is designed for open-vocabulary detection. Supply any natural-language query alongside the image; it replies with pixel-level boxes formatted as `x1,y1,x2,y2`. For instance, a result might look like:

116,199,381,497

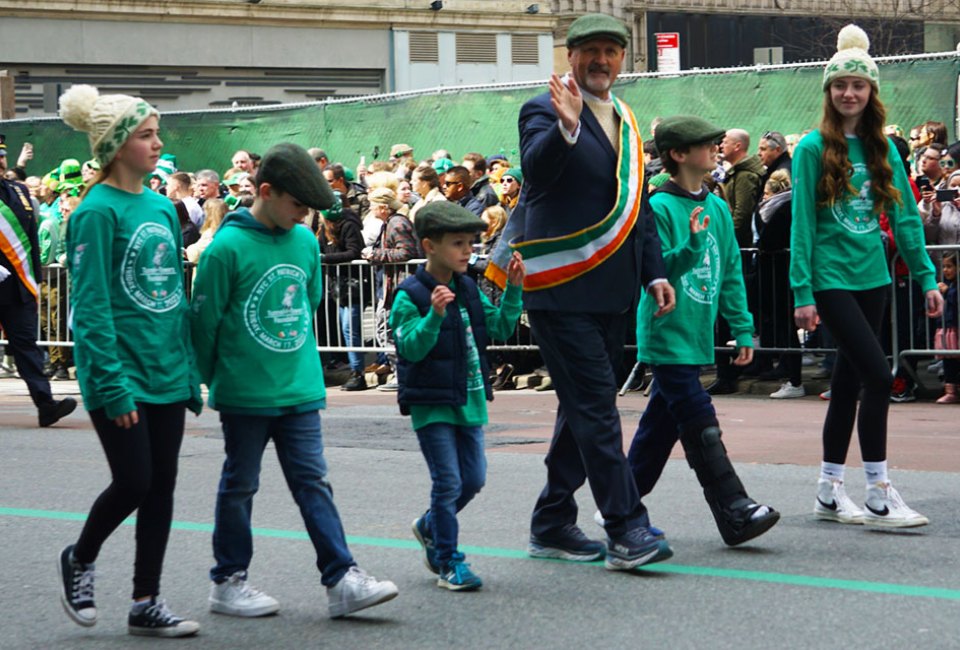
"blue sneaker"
529,524,605,561
438,553,482,591
411,515,439,574
605,527,667,571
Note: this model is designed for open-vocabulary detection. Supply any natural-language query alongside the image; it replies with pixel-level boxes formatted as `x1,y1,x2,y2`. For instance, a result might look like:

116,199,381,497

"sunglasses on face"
941,158,956,169
501,178,515,184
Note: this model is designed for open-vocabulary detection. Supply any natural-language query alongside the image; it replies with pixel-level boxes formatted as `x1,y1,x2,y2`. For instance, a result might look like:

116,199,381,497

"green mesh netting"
2,57,956,175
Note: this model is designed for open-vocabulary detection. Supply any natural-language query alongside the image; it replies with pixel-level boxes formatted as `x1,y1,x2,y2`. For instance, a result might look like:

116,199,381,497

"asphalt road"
2,378,959,649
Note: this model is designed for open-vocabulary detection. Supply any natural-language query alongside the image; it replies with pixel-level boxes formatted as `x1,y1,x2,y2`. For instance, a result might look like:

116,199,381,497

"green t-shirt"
637,185,753,365
391,280,523,430
790,130,937,307
66,183,201,418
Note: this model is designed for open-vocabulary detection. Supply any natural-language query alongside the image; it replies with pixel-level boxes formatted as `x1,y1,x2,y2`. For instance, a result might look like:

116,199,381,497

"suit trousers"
528,310,644,538
0,298,54,407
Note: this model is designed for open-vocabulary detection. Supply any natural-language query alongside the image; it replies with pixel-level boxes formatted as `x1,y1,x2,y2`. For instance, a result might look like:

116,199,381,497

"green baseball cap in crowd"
415,201,486,241
257,142,335,210
432,157,454,174
654,115,726,153
566,13,630,48
321,192,344,221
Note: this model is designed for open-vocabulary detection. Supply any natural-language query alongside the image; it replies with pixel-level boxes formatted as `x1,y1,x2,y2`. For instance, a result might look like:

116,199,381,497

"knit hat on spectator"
368,187,403,212
321,191,345,221
415,201,486,241
59,84,159,167
258,142,335,210
57,159,85,194
822,24,879,90
502,167,523,185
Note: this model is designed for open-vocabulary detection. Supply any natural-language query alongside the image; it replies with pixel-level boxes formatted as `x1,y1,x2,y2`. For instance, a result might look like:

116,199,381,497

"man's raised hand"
549,73,582,135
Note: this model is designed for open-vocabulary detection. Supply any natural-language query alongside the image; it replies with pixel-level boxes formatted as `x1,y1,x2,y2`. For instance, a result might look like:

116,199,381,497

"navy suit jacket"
517,91,666,313
0,179,41,306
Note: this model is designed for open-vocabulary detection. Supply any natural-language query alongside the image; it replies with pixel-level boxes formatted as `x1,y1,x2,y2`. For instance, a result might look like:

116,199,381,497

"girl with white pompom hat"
790,25,943,528
55,85,201,638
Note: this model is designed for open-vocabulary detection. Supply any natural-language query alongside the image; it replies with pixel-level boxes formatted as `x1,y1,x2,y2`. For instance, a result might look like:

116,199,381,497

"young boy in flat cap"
391,201,525,591
190,143,399,620
625,116,780,548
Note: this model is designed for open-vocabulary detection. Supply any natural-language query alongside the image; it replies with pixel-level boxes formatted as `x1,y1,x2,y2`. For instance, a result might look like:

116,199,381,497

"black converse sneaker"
128,597,200,637
58,544,97,627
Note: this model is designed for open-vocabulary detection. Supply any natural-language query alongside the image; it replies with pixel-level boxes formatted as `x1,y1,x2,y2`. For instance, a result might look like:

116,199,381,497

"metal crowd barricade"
890,244,960,389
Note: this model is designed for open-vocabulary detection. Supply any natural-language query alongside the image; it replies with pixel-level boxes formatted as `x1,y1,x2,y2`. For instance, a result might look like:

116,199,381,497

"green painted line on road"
5,505,958,601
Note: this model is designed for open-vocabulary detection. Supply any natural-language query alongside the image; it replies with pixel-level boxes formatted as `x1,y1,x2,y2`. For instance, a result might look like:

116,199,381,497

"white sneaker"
209,572,280,617
863,482,929,528
770,382,805,399
327,566,398,618
814,479,865,524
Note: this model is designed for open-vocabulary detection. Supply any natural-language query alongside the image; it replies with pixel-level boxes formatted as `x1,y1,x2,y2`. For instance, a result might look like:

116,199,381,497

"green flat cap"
566,13,630,48
654,115,725,153
258,142,335,210
415,201,486,240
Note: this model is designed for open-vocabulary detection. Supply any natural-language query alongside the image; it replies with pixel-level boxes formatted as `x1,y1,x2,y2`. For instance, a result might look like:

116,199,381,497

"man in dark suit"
517,14,676,571
0,136,76,427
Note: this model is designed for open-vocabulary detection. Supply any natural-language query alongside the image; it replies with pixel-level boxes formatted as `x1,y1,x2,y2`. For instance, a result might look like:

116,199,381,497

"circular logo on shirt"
830,162,879,234
243,264,310,352
120,223,183,313
680,233,721,305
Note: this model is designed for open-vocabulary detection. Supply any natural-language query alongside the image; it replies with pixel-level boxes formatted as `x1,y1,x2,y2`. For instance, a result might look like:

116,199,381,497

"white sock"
820,462,845,482
863,461,888,486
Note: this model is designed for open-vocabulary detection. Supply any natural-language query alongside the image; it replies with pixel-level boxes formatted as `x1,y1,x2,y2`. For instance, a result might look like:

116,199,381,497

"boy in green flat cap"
391,201,525,591
190,142,399,620
626,115,780,549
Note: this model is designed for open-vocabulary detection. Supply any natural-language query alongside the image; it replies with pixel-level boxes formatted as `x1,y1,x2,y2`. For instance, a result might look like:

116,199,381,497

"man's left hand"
650,282,676,317
732,346,754,366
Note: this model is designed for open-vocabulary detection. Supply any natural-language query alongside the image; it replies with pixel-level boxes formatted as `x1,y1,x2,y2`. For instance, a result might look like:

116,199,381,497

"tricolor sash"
0,199,39,299
485,95,645,291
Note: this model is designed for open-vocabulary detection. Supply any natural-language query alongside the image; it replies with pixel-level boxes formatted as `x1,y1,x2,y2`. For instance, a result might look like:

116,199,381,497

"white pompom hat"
823,24,880,90
58,84,159,167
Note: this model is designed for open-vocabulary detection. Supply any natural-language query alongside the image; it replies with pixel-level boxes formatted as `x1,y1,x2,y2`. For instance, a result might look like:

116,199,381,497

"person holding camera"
919,169,960,268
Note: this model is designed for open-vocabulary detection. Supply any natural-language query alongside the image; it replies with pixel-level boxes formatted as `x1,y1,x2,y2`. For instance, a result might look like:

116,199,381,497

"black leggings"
815,287,891,463
73,402,186,599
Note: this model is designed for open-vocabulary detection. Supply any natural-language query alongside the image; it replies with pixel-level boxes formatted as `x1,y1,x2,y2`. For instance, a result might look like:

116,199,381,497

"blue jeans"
627,365,717,513
211,411,355,587
338,303,363,372
415,423,486,566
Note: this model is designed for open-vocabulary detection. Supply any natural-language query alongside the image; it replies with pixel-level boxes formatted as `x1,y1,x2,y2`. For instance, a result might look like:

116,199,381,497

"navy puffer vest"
396,265,493,415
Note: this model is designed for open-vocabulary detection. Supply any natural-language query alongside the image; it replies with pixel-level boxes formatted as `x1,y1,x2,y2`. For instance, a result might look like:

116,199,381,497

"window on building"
511,34,539,65
410,32,439,63
456,33,497,64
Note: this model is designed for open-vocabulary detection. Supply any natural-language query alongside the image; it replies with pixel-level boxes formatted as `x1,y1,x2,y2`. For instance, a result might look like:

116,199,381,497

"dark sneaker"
58,544,96,627
39,398,77,427
340,371,367,391
528,523,605,561
890,378,916,403
705,380,738,396
128,598,199,637
437,553,482,591
412,515,440,574
53,364,70,381
708,498,780,547
605,527,665,571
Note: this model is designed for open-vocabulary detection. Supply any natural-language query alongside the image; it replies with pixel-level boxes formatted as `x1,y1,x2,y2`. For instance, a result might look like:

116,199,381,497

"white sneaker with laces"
863,482,929,528
327,566,398,618
814,478,865,524
210,572,280,617
770,382,805,399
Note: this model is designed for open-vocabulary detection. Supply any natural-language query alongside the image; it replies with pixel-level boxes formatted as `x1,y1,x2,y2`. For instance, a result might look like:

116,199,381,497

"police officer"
0,135,76,426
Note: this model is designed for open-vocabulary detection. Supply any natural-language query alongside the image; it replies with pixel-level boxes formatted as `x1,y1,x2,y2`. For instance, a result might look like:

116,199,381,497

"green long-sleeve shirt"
391,280,523,429
637,183,753,366
66,183,201,418
790,131,937,307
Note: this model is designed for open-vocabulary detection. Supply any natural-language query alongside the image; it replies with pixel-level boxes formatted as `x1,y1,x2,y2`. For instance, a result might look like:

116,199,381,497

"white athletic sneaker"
863,482,929,528
814,478,865,524
209,572,280,617
770,382,805,399
327,566,398,618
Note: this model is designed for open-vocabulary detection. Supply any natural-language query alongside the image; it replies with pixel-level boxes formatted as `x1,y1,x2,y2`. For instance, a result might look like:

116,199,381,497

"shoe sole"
814,505,865,525
603,547,660,571
58,548,97,628
329,586,398,618
527,543,604,562
209,600,280,617
437,577,483,591
411,518,440,575
128,622,200,638
862,514,929,528
720,510,781,547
